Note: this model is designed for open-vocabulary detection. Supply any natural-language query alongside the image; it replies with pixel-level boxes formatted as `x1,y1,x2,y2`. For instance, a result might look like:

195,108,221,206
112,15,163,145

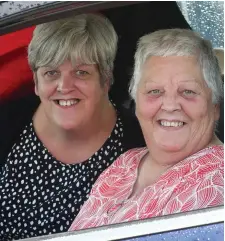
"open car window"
0,1,223,241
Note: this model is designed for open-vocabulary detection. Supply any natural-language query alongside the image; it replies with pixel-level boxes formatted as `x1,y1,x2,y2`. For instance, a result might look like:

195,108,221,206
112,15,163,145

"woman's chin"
55,120,78,131
159,143,184,152
155,138,187,153
153,130,189,153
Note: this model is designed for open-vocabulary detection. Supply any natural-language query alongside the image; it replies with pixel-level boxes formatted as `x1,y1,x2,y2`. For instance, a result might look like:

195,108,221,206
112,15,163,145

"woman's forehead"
141,56,204,80
38,62,98,71
37,46,98,67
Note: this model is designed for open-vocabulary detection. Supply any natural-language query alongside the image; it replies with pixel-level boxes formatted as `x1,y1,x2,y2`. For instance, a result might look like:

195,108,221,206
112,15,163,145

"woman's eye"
148,89,161,95
45,70,59,77
183,90,196,95
76,70,89,76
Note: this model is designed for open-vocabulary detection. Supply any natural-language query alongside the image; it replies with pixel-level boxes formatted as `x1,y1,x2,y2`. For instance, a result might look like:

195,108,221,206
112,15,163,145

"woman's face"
35,60,109,130
136,56,219,158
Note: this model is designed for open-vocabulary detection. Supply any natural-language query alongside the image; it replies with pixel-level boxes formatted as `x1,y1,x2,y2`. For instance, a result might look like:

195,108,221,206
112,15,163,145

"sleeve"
68,149,138,231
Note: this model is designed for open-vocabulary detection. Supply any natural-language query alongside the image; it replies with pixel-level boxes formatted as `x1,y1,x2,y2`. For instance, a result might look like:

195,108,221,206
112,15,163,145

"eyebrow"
179,79,203,88
40,66,57,70
75,64,94,68
144,79,200,84
143,78,203,90
40,63,94,70
143,79,157,84
179,79,198,83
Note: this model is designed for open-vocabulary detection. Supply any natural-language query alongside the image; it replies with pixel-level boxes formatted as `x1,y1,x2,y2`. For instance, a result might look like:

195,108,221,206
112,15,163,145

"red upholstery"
0,26,35,103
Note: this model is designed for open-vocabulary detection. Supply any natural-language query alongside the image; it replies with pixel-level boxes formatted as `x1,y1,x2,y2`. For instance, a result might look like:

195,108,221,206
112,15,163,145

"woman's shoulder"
190,145,224,173
211,144,224,153
200,145,224,161
207,145,224,165
90,147,147,194
105,147,147,171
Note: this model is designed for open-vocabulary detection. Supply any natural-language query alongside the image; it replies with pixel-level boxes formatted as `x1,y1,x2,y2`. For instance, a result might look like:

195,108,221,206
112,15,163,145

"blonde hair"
28,14,118,86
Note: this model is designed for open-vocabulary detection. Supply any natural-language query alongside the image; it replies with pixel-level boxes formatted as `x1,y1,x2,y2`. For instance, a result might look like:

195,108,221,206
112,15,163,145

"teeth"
160,121,184,127
58,99,78,106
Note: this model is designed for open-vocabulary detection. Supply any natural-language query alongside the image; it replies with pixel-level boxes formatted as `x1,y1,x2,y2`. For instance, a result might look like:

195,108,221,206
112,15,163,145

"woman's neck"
35,100,114,139
207,134,223,147
129,152,173,198
32,100,117,163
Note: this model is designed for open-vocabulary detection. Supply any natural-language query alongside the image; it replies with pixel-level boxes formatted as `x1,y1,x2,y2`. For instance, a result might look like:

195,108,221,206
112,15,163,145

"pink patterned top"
69,145,224,231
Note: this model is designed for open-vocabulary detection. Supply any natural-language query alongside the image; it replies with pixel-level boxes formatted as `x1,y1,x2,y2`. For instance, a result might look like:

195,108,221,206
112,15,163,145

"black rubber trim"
0,1,139,35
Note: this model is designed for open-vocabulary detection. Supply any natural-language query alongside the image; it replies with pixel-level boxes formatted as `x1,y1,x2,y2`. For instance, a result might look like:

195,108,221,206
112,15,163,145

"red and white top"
69,145,224,231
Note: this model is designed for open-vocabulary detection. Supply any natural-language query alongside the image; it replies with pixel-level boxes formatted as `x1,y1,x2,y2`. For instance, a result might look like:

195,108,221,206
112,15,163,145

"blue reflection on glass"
121,223,224,241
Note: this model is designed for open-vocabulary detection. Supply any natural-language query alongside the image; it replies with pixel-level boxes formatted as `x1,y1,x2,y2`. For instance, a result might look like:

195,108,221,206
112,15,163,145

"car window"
177,1,224,48
0,2,223,241
0,1,51,18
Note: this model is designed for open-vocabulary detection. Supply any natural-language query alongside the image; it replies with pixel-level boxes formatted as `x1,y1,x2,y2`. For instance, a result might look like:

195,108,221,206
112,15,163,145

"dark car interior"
0,1,223,143
0,2,224,241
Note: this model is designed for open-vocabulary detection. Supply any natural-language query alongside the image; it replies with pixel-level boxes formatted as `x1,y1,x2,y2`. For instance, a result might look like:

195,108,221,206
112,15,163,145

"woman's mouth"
158,120,186,128
160,120,185,127
54,99,80,107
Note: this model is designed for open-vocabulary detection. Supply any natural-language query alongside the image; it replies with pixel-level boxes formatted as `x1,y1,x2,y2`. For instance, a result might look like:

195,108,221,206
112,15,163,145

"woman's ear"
214,104,220,121
103,78,110,93
33,72,39,96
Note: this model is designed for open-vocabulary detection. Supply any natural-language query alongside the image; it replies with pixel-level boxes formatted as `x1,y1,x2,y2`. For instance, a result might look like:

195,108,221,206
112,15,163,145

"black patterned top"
0,114,124,240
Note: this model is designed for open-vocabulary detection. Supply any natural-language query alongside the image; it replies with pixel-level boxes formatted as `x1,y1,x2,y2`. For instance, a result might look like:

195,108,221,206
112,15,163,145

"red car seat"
0,26,35,103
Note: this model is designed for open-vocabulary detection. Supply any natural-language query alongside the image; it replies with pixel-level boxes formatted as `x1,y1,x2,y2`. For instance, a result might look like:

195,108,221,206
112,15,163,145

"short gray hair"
214,48,224,75
129,29,223,104
28,13,118,86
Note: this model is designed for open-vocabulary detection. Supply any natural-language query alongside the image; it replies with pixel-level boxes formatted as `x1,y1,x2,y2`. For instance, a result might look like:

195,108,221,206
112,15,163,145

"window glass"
0,1,52,18
177,1,224,48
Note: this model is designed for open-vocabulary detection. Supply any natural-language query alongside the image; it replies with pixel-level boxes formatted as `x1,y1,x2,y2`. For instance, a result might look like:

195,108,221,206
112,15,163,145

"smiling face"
35,60,109,130
136,56,219,163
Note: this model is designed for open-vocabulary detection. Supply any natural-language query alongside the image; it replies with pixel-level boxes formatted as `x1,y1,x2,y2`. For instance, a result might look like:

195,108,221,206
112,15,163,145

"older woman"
0,14,145,240
69,29,224,231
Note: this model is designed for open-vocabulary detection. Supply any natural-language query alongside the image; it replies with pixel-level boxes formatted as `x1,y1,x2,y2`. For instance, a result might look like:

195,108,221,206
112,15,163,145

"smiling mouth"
158,120,186,127
54,99,80,107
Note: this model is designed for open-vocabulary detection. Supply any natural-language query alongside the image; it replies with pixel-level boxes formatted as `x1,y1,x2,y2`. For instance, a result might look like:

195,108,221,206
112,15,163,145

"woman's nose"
161,93,181,112
57,74,74,93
